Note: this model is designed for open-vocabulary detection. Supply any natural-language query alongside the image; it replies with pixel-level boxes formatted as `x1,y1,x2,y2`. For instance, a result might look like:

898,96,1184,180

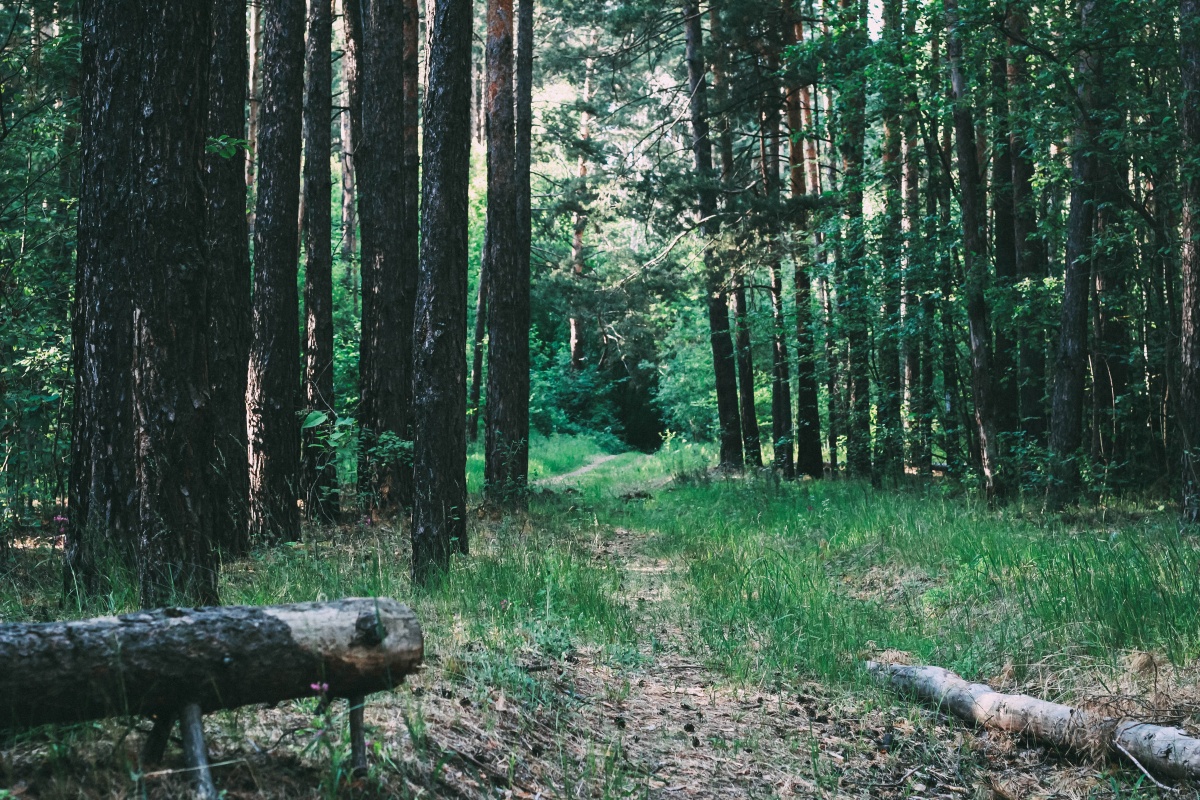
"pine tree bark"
206,0,252,556
684,0,742,470
1181,0,1200,521
248,0,306,544
515,0,533,363
569,58,593,370
359,0,415,512
412,0,472,582
1050,0,1099,500
302,0,338,520
946,0,1001,499
73,0,218,606
483,0,530,503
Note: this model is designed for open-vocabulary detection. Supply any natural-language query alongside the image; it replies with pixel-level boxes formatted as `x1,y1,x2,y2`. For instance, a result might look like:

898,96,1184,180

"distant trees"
1183,0,1200,520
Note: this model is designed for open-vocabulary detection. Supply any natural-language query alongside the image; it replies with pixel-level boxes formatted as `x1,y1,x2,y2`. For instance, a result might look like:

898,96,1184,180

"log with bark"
868,661,1200,784
0,597,423,729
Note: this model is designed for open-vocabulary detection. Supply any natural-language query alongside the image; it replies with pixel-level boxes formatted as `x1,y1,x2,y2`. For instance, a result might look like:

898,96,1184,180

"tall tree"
1182,0,1200,520
302,0,338,520
875,0,904,483
412,0,473,582
247,0,306,544
358,0,414,511
206,0,252,555
1007,4,1047,443
785,5,823,481
1050,0,1099,500
946,0,1001,499
483,0,530,502
339,0,363,316
684,0,742,470
835,0,871,479
71,0,218,605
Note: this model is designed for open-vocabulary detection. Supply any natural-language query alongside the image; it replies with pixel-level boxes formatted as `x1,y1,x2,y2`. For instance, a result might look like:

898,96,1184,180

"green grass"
603,475,1200,690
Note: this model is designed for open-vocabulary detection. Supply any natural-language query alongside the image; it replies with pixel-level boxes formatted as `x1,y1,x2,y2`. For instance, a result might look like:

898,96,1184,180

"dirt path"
533,453,621,486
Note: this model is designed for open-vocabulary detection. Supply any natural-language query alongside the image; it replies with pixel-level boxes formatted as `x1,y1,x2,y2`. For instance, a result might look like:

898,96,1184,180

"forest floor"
2,436,1198,799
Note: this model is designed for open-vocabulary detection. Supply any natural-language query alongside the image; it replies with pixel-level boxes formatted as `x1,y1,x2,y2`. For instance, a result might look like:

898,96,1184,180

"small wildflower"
499,599,511,612
310,681,329,694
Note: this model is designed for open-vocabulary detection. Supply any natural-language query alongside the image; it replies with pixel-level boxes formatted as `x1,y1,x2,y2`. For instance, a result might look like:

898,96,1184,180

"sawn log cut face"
0,598,423,729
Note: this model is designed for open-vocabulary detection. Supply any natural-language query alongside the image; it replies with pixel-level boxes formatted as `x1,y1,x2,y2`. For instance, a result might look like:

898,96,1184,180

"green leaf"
301,410,329,429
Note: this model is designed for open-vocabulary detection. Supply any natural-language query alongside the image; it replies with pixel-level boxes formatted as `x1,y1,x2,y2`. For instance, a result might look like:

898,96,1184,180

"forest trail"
533,453,621,485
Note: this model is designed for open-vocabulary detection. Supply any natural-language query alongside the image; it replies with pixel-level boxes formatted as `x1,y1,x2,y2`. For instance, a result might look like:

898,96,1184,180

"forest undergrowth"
2,435,1196,798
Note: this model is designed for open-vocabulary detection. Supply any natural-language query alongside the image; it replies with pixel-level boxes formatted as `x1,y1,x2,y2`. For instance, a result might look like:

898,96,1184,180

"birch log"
0,598,423,729
868,661,1200,781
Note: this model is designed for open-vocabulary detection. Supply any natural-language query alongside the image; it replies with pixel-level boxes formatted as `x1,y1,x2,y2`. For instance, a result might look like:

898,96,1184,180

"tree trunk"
0,599,422,729
359,0,415,512
870,662,1200,782
875,0,904,484
515,0,534,387
1182,0,1200,520
248,0,264,191
248,0,306,545
836,0,871,479
991,48,1019,440
569,58,593,370
684,0,742,471
483,0,530,503
412,0,472,582
468,264,488,443
340,0,363,319
206,0,252,556
1008,6,1047,445
1050,0,1099,501
760,78,793,480
710,0,762,468
71,0,217,605
946,0,1001,499
303,0,338,521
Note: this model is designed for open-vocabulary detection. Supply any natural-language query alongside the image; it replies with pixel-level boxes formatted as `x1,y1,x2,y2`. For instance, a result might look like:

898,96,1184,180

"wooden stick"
868,662,1200,782
141,709,176,765
179,703,217,800
348,694,367,777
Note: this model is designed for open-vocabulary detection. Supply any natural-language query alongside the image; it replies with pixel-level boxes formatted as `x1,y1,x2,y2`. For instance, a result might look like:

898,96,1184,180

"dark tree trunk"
875,0,904,484
760,79,793,480
711,1,761,467
1181,0,1200,520
1007,6,1047,444
0,599,422,730
684,0,742,470
990,48,1019,440
412,0,472,582
946,0,1001,499
483,0,530,503
339,0,363,317
358,0,415,512
836,0,871,479
248,0,306,544
302,0,338,521
206,0,252,556
1050,0,1099,500
72,0,218,605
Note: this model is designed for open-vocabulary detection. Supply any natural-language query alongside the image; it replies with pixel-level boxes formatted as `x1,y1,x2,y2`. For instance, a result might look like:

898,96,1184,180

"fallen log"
867,661,1200,783
0,597,423,729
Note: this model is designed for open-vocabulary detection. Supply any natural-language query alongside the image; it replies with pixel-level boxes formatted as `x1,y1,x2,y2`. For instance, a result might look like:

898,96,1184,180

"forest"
3,0,1200,796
